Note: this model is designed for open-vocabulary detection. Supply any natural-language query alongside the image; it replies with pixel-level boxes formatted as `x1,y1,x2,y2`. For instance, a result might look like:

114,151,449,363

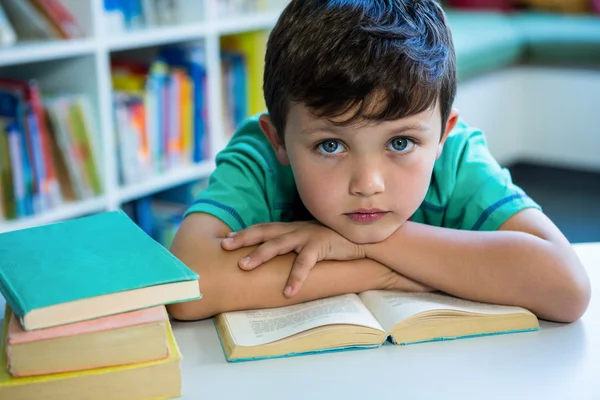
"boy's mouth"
345,209,389,224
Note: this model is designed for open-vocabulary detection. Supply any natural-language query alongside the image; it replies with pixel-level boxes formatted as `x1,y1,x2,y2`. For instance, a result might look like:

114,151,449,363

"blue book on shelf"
213,292,540,362
231,53,247,127
0,89,33,217
134,196,154,238
3,122,27,218
0,210,201,331
160,45,207,163
146,60,169,172
25,107,48,213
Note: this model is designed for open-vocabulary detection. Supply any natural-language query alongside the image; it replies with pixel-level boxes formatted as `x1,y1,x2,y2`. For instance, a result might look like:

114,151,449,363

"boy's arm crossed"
166,213,429,321
363,208,591,323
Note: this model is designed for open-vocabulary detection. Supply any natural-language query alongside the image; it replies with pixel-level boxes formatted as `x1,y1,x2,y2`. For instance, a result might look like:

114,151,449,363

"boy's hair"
263,0,457,139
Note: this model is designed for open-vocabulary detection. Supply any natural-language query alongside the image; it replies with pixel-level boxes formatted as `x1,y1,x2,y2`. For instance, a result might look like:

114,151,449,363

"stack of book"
0,210,201,399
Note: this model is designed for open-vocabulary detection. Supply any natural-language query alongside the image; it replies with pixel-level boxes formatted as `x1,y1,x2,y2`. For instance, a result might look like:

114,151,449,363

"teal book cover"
0,210,200,326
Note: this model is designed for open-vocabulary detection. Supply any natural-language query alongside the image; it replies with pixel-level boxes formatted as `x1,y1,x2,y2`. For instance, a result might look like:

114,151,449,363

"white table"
173,243,600,400
0,244,597,399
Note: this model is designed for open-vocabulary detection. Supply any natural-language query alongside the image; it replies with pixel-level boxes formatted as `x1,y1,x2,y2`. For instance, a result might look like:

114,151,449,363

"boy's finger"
284,249,319,297
222,224,296,250
239,233,300,270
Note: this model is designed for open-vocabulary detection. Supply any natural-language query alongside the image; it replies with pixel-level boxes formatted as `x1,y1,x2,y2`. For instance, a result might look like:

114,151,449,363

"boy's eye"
387,137,415,153
317,140,344,155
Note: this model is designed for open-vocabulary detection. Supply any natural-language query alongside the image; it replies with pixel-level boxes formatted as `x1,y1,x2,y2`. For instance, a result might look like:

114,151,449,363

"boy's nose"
349,165,385,197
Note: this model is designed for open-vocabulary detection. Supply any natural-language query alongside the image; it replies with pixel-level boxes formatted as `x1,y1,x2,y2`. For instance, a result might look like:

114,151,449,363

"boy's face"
261,102,458,244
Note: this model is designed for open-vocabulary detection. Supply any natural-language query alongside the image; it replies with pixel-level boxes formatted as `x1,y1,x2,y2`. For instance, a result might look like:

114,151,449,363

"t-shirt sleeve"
183,136,273,232
440,126,542,231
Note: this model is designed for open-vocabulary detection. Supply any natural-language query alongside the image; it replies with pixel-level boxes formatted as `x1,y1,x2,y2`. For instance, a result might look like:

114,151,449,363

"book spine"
45,100,85,199
28,80,62,208
26,108,49,213
6,123,27,217
32,0,85,39
0,122,15,218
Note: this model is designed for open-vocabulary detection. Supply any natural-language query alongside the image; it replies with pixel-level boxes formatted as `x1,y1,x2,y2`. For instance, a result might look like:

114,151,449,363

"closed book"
0,306,182,400
7,306,169,377
0,210,200,330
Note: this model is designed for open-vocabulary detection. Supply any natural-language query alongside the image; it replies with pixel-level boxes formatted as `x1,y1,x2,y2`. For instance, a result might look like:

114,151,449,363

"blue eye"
387,137,414,153
317,140,344,155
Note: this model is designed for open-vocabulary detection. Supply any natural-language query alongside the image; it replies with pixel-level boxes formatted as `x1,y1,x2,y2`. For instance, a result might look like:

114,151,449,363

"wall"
454,66,600,172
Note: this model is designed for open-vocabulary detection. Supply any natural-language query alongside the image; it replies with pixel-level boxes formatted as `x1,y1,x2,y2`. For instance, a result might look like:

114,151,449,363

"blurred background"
0,0,598,249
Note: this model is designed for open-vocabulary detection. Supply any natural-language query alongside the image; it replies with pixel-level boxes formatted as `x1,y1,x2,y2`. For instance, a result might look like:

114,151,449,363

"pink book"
8,306,167,345
6,306,169,377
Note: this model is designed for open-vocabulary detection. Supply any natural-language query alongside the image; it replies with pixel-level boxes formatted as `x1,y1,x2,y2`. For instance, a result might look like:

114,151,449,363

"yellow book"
221,31,268,116
112,71,146,92
0,307,182,400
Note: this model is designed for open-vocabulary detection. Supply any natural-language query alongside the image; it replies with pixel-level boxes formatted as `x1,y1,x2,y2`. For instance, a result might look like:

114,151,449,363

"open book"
215,291,540,362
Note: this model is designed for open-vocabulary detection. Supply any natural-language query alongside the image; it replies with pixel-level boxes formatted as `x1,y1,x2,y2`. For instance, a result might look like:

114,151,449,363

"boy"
167,0,591,323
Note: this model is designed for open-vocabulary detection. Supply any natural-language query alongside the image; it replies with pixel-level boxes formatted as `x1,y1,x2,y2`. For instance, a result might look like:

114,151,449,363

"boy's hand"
221,221,365,297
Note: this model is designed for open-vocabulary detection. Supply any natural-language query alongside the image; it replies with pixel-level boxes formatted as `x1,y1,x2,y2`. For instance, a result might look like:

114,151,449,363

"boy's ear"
259,114,290,166
437,108,459,159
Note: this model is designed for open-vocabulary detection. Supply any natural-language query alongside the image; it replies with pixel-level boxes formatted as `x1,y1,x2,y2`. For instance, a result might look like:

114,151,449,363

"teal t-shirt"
185,114,541,232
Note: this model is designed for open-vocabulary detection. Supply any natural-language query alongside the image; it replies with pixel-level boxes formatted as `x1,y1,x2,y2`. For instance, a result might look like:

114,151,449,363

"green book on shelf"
0,210,201,330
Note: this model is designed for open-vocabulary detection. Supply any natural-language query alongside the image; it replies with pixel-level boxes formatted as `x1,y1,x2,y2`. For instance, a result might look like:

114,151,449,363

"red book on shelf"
0,79,61,208
30,0,85,39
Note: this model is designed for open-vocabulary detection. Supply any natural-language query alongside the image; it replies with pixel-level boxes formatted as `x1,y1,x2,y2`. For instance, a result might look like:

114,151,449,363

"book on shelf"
0,86,36,218
45,94,102,200
0,77,101,222
29,0,85,39
6,306,169,377
0,210,201,331
215,291,540,362
220,30,269,137
221,50,248,138
221,30,267,116
0,0,83,41
0,306,183,400
103,0,205,32
111,44,208,185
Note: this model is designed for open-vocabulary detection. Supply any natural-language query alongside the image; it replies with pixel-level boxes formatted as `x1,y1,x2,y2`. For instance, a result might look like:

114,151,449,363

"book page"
359,290,532,333
224,294,385,347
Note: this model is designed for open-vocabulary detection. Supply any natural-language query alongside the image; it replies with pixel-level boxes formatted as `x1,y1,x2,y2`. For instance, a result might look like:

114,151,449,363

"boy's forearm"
167,235,400,321
363,221,590,322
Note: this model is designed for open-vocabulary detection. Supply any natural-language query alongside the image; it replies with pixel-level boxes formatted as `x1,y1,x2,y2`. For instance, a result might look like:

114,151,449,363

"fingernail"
240,257,251,266
223,238,234,244
227,232,237,237
284,285,293,296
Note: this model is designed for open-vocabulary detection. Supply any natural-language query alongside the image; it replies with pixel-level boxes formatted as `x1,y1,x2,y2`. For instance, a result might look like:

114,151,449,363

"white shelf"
117,161,216,204
0,1,286,233
0,39,97,67
215,11,281,35
0,197,108,234
106,23,208,52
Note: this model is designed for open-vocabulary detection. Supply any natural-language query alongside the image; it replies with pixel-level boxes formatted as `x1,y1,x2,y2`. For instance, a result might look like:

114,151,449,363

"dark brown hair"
263,0,457,138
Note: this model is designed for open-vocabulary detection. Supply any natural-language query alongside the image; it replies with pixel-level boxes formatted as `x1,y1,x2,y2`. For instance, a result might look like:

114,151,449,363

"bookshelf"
0,0,286,234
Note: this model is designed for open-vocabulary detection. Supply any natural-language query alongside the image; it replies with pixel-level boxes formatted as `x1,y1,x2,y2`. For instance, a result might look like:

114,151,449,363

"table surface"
1,243,598,399
172,242,600,400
